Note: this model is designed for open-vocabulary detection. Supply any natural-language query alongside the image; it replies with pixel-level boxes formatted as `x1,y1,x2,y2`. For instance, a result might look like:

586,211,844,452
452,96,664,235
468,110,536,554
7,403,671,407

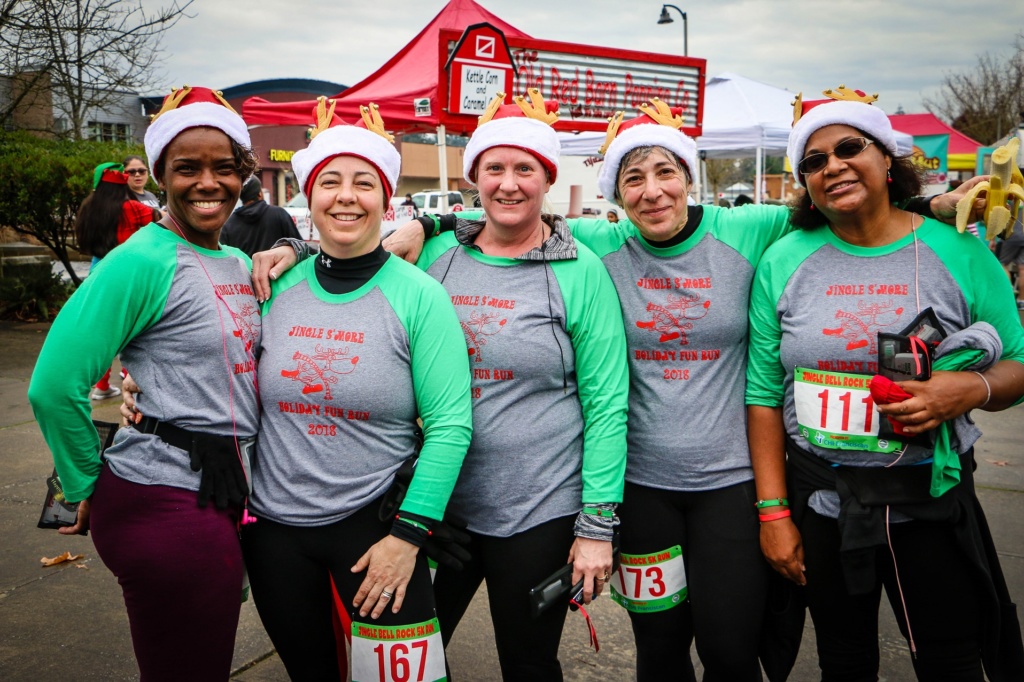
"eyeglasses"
125,168,148,176
798,137,874,176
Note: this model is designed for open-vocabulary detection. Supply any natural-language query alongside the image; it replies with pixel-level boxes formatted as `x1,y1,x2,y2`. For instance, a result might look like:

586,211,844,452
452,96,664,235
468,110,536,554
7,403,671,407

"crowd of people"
27,80,1024,682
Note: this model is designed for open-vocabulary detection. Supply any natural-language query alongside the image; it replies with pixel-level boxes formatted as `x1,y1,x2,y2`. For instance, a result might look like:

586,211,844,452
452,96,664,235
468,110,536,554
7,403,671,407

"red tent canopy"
242,0,529,129
888,112,981,155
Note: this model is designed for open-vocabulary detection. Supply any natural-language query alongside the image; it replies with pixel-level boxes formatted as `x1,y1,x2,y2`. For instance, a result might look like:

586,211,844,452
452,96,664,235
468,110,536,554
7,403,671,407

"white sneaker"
90,386,122,401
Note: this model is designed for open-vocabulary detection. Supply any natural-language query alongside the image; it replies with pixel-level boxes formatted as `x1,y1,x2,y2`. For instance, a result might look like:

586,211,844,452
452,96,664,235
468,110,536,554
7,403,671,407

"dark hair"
122,154,147,168
153,133,259,184
789,132,923,229
614,145,691,204
76,182,131,258
734,194,753,206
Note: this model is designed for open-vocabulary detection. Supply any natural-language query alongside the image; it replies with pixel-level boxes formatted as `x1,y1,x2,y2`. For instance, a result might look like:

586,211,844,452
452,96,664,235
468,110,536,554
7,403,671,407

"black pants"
432,514,577,682
241,500,439,682
800,508,985,681
618,480,768,682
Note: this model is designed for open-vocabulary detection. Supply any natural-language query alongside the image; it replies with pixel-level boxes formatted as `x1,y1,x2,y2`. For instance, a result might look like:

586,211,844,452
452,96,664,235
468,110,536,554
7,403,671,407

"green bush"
0,267,74,321
0,131,147,286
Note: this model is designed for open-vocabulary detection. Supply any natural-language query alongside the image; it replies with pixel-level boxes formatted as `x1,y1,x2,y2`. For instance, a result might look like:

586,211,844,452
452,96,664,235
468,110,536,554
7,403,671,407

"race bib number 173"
610,544,687,613
351,617,446,682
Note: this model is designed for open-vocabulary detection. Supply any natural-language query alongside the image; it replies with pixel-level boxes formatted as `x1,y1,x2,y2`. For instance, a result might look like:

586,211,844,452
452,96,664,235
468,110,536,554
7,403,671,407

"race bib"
793,368,902,453
610,545,687,613
350,617,446,682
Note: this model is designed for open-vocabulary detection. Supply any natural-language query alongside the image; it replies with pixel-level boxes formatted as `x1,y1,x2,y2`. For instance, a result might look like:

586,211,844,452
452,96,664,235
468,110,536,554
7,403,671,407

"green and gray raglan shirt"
745,218,1024,516
29,223,261,503
571,204,793,492
417,216,629,537
250,254,472,526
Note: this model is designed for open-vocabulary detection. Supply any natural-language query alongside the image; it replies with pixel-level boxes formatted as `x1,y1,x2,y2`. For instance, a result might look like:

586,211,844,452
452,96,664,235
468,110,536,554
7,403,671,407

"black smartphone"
528,563,573,619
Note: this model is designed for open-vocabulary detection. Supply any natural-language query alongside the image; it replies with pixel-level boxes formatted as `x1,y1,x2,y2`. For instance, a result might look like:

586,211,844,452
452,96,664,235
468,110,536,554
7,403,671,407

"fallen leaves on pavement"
40,551,84,567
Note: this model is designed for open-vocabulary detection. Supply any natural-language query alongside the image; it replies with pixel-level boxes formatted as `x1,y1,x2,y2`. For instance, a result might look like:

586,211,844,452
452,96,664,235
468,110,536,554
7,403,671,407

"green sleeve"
920,219,1024,365
745,231,822,407
27,235,175,501
381,261,473,521
416,231,460,271
710,204,795,266
551,244,630,503
261,255,312,316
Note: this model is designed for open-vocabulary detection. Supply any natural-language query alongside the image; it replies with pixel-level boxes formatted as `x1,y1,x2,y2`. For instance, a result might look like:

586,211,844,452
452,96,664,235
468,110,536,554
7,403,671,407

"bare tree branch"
0,0,194,137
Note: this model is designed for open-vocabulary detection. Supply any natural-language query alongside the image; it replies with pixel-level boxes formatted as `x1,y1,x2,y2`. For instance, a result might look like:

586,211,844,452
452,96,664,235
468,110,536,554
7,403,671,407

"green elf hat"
92,162,125,189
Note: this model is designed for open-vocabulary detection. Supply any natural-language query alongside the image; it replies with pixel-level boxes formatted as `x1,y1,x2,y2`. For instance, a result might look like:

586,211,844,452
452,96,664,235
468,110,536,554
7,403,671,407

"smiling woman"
28,86,262,681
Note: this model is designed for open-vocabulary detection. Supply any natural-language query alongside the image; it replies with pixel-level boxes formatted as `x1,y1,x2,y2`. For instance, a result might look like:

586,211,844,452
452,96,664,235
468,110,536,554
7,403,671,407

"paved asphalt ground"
1,318,1021,681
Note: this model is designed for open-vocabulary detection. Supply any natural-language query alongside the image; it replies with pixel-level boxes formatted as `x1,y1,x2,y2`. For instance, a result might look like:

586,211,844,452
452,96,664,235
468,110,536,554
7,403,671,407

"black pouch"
529,562,575,619
38,420,119,533
835,463,933,506
877,307,946,382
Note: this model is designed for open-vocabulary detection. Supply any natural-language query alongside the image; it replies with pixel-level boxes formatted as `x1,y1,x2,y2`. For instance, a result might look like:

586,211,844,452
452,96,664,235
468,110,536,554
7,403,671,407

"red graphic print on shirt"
461,310,507,363
822,300,904,353
280,344,359,398
636,293,711,345
230,301,260,353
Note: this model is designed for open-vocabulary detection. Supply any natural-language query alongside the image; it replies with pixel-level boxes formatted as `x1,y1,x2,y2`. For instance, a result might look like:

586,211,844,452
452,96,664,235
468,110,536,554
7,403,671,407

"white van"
412,190,468,215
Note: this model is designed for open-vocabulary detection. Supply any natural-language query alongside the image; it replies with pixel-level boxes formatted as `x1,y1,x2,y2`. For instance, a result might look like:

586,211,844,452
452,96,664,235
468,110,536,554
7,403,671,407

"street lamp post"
657,4,688,57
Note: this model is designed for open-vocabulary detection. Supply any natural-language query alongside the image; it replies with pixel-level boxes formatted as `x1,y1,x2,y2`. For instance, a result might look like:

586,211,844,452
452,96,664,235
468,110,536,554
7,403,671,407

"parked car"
282,194,316,242
411,190,466,215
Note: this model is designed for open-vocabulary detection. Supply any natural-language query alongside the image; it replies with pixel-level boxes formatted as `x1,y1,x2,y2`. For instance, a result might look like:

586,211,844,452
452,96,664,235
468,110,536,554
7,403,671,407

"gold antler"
513,88,558,126
213,90,238,115
598,112,625,155
823,85,878,104
478,93,506,125
310,97,337,140
638,98,682,129
360,103,395,143
149,85,192,122
791,92,803,125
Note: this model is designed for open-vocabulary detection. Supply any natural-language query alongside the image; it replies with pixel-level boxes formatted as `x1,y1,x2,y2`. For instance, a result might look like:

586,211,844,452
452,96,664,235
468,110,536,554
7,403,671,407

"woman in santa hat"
748,87,1024,680
30,85,260,681
238,97,472,681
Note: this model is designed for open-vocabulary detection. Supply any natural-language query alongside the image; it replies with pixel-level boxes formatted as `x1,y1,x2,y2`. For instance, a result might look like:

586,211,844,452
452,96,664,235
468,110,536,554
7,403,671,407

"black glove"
422,519,472,571
189,433,247,510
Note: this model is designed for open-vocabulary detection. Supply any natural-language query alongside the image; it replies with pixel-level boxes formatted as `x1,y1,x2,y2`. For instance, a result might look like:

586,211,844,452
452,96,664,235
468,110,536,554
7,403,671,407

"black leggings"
800,508,985,681
432,514,577,682
618,480,768,682
240,500,438,682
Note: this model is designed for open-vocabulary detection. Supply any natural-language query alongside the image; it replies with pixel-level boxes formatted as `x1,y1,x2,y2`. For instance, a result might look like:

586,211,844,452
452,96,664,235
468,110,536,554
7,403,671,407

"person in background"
74,163,159,400
747,87,1024,681
995,214,1024,310
122,154,162,213
30,86,260,681
606,209,620,223
401,191,419,217
220,176,302,257
734,193,754,206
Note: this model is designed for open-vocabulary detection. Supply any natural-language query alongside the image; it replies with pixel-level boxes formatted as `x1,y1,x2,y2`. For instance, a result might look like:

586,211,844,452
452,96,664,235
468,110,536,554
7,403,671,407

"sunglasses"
798,137,874,176
125,168,148,176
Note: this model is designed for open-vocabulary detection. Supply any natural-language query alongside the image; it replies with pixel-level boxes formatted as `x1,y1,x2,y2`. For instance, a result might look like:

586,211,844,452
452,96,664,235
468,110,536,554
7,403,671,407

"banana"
956,137,1024,239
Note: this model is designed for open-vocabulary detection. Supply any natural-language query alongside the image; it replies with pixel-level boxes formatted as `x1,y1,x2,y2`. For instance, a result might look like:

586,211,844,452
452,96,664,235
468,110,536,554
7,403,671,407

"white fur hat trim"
144,102,250,177
787,100,897,187
292,124,401,199
463,117,560,186
597,124,698,203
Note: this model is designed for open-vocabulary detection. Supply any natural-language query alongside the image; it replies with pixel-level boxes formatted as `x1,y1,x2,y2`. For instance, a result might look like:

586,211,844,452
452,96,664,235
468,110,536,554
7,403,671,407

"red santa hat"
291,97,401,202
144,86,250,177
597,99,698,203
787,86,898,187
463,89,560,185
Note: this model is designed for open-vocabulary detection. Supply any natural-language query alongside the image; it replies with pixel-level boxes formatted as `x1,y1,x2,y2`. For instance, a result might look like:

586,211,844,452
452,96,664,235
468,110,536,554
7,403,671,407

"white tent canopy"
557,72,912,203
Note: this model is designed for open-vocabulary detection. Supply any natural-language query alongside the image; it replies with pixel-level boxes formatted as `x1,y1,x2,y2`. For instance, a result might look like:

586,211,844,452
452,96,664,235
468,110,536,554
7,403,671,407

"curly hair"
789,132,923,229
153,136,259,183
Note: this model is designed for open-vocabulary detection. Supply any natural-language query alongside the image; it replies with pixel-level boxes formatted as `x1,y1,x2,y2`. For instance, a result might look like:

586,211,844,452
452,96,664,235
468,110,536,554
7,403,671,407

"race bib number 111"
351,617,446,682
793,367,902,454
610,544,687,613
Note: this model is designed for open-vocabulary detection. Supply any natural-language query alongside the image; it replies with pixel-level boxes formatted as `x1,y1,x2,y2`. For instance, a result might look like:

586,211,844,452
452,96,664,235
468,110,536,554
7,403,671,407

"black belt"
135,416,197,452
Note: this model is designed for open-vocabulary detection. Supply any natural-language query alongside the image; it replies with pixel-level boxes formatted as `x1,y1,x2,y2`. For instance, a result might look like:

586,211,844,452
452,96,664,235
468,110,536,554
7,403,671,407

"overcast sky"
147,0,1023,116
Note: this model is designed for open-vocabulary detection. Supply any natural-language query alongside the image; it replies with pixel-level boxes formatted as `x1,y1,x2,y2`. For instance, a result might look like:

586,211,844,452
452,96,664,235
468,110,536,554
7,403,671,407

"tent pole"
700,153,708,204
755,146,763,204
437,124,449,213
692,151,702,205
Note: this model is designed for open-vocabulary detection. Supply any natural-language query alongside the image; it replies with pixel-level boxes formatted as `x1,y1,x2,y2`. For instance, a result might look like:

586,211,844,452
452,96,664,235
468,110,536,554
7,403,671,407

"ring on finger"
380,590,393,600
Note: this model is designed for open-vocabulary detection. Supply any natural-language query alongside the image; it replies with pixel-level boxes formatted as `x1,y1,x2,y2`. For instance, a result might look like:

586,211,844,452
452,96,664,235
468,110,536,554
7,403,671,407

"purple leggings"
90,465,243,682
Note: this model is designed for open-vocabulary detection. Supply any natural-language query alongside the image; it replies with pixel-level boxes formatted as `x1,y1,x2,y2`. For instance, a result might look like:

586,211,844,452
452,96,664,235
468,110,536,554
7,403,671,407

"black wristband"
415,216,435,241
388,511,433,548
902,195,938,219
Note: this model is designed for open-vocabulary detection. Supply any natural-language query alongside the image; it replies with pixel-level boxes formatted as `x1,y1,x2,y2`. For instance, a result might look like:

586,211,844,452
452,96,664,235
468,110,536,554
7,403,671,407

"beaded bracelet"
758,509,792,522
755,498,789,509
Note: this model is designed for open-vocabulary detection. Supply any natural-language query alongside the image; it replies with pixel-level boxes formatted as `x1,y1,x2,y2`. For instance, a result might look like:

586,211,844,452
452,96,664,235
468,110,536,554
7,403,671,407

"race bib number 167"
351,617,446,682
